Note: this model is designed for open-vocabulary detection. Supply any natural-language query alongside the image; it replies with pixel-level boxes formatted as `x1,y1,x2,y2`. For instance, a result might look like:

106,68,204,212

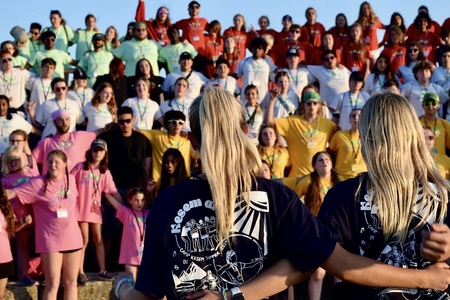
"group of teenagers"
1,1,450,300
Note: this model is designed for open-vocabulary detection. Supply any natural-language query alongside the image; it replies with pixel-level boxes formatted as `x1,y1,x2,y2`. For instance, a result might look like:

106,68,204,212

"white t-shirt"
329,90,370,130
261,91,299,118
122,97,159,130
67,88,95,110
401,82,449,116
307,65,351,105
243,105,264,145
156,98,194,131
431,67,450,93
161,70,209,100
36,98,84,138
363,73,386,95
208,76,241,97
83,102,114,132
237,57,276,103
398,63,417,86
279,67,314,96
0,68,31,108
0,114,33,153
26,76,55,108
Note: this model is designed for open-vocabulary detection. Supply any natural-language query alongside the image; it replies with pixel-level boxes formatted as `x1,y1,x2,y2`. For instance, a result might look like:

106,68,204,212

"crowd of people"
1,1,450,300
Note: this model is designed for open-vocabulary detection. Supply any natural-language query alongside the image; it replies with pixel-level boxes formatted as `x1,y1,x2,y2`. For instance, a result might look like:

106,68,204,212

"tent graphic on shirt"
172,191,269,295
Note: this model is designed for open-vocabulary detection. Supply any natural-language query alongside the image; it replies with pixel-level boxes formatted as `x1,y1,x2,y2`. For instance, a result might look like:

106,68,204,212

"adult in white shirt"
261,71,299,118
66,69,94,110
157,77,193,131
122,77,159,130
207,58,240,99
431,48,450,94
26,58,56,110
161,52,208,100
278,48,313,97
308,50,351,105
83,82,117,132
0,50,31,110
401,60,449,116
237,37,276,103
0,95,39,153
329,72,370,130
30,78,84,138
112,22,161,77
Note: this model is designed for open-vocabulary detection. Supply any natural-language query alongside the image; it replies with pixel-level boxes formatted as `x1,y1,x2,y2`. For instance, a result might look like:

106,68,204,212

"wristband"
222,289,228,300
114,277,135,300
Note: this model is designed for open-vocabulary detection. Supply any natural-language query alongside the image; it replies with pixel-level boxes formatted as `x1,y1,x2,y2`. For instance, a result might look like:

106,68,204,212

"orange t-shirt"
300,22,326,47
381,45,406,73
223,27,249,60
406,21,442,39
343,43,371,74
329,27,351,51
407,29,442,63
362,19,384,50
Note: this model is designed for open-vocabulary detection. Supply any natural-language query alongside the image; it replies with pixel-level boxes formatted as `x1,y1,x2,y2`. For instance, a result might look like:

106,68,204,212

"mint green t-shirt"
78,50,114,87
73,29,96,60
29,49,72,78
112,39,161,77
158,43,198,73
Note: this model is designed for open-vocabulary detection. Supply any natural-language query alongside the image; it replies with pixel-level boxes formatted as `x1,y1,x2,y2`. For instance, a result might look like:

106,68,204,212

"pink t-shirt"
32,131,97,175
0,211,12,263
15,174,83,253
71,162,118,223
116,204,149,266
3,168,39,221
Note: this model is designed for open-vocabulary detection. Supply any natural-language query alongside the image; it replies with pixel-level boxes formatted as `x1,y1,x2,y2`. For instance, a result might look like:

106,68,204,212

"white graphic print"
171,192,269,297
359,185,450,299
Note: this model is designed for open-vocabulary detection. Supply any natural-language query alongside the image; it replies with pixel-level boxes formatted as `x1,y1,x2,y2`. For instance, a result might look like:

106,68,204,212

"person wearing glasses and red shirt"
174,1,208,55
135,0,171,47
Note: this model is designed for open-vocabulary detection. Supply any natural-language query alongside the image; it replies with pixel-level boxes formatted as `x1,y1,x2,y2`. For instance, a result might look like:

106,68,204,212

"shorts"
0,261,15,279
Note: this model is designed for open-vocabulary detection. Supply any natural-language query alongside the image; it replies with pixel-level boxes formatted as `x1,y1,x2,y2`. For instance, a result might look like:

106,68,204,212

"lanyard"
245,104,259,126
421,116,438,135
348,130,361,163
262,147,275,171
305,116,319,141
54,98,67,110
137,98,149,122
348,91,360,110
131,209,147,245
41,78,51,100
84,30,93,51
76,88,87,108
1,72,12,95
287,68,299,87
89,165,101,199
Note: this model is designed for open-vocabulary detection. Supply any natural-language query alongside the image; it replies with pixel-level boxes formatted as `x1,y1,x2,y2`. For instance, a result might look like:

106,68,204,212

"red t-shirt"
300,22,326,47
407,29,442,63
273,40,311,67
343,43,372,74
203,35,224,78
174,17,209,53
381,45,406,73
362,19,384,50
442,18,450,36
223,27,249,60
276,29,290,44
329,27,351,51
135,1,171,46
407,21,442,39
309,48,342,66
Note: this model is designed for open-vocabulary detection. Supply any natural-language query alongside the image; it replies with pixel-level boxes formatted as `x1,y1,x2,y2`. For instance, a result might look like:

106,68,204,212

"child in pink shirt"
105,186,149,280
1,145,39,286
0,182,32,297
71,139,122,285
6,150,82,300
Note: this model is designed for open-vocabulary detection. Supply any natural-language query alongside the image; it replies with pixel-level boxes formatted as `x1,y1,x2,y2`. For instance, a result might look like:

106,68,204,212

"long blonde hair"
358,93,449,242
1,146,25,176
189,87,261,243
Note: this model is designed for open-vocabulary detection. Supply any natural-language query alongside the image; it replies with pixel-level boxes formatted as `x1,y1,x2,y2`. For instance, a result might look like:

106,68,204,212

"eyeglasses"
118,118,133,125
324,56,335,62
1,57,12,64
158,9,168,14
423,101,437,107
168,119,185,126
290,29,301,34
189,5,200,9
409,48,419,53
9,139,24,143
427,135,435,141
165,159,177,165
54,86,67,92
305,101,319,106
45,38,56,42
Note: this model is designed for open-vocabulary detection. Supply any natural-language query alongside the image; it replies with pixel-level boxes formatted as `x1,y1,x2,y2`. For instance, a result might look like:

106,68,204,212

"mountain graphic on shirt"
178,262,207,282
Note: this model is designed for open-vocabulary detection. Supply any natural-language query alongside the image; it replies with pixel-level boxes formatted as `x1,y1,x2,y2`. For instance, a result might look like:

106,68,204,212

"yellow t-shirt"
419,117,450,155
275,115,335,177
433,153,450,180
258,146,291,179
291,175,333,200
141,130,196,182
329,130,367,180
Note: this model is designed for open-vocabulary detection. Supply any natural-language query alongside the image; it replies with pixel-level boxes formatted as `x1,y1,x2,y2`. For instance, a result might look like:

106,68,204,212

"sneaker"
98,270,113,280
20,275,37,287
77,273,88,286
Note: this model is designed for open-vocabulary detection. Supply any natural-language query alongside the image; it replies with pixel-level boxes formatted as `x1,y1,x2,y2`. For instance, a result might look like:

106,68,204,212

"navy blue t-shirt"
135,177,337,300
318,174,450,299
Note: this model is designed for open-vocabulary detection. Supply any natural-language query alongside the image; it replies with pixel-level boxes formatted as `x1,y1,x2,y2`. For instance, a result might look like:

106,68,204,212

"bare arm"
323,243,450,290
5,189,16,200
104,193,120,210
145,156,151,179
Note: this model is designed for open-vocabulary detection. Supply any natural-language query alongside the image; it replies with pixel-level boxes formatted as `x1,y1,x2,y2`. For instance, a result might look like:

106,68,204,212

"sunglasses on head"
168,119,185,126
423,101,437,107
324,56,335,62
305,101,319,106
409,48,419,53
1,57,12,64
118,118,133,125
290,29,300,34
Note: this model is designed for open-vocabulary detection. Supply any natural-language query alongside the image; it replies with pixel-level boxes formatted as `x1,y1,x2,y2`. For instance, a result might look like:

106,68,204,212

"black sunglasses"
118,118,133,125
1,57,12,64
